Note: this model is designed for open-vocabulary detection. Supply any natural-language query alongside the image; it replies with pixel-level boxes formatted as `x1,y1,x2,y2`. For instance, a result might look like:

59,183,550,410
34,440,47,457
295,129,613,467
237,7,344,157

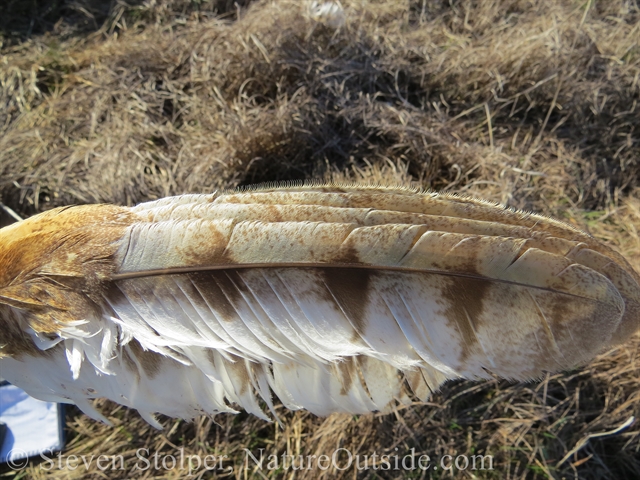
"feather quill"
0,184,638,425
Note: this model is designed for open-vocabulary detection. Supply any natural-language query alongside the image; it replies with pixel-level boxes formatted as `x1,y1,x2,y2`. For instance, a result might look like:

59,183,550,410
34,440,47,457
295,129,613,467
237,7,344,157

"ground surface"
1,0,639,478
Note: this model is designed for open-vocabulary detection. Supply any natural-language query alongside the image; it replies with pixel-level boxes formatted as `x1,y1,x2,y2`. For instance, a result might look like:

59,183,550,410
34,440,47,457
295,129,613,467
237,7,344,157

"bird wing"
1,185,638,425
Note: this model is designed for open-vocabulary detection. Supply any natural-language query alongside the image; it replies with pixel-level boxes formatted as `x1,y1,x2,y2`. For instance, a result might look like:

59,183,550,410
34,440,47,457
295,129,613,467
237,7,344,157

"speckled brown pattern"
0,204,136,356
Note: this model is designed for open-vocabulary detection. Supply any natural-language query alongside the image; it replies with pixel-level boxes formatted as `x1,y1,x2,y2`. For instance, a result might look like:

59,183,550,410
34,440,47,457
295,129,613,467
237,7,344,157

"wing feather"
1,184,638,426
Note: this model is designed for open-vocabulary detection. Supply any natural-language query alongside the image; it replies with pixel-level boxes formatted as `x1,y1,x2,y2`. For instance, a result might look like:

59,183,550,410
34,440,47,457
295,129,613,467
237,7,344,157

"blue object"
0,382,65,464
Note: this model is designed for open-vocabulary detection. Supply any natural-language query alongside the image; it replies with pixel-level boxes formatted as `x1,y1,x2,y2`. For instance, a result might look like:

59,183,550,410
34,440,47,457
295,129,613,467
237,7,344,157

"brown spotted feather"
0,184,638,425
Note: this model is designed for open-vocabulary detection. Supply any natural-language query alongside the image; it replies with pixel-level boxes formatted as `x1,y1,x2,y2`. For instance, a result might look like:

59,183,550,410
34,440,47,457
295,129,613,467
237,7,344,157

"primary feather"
1,184,638,426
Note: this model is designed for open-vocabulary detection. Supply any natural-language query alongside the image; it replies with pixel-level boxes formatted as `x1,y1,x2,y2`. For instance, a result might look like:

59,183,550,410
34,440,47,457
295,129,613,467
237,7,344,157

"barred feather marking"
0,184,638,426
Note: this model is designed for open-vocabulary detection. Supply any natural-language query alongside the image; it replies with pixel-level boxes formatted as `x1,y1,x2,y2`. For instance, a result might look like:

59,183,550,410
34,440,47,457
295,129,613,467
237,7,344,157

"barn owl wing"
1,184,638,426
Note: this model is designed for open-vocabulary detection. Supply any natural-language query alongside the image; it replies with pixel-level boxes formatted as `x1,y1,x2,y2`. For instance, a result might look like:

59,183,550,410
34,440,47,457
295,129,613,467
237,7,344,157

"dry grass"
1,0,640,478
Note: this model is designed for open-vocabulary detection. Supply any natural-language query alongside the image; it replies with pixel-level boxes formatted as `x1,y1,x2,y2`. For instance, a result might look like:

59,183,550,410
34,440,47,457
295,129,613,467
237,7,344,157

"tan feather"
0,184,638,426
